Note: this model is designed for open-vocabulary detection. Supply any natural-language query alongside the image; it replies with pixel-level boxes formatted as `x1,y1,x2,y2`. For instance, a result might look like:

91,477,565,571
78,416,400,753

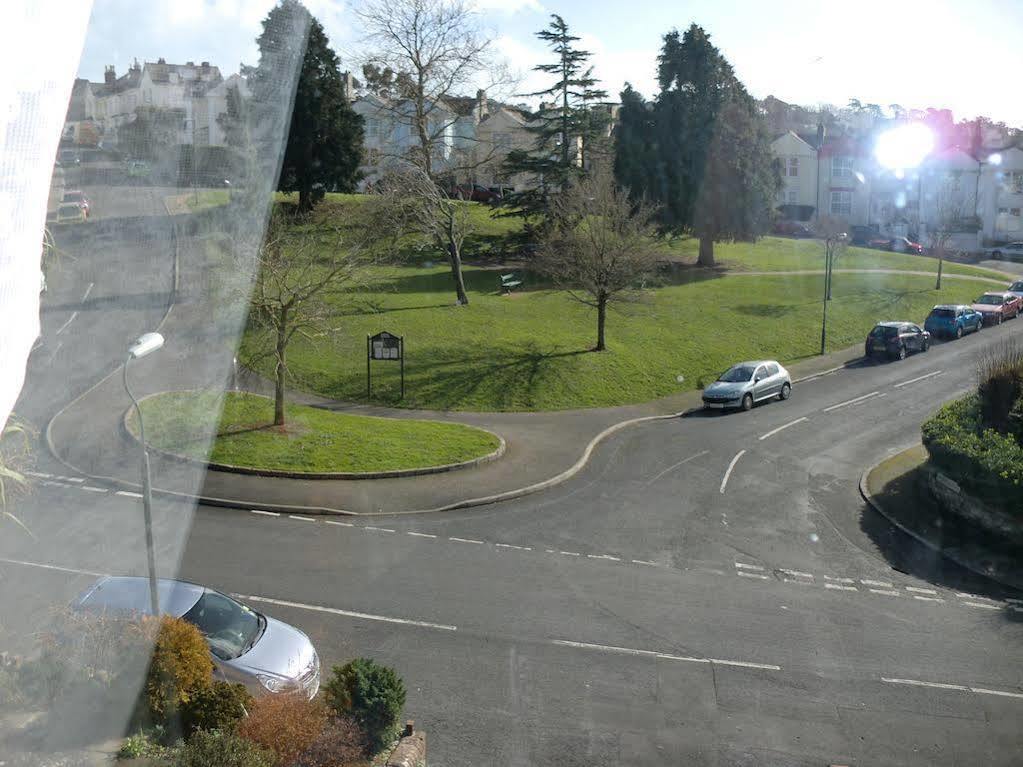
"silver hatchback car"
701,360,792,411
74,576,320,699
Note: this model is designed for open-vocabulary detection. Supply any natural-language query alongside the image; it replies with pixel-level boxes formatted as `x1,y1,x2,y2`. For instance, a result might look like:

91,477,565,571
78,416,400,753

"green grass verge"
129,391,501,473
164,189,231,215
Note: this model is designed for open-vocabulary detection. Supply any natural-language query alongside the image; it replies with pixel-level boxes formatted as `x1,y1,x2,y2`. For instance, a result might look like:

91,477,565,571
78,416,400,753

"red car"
972,292,1022,325
869,236,923,255
447,184,501,204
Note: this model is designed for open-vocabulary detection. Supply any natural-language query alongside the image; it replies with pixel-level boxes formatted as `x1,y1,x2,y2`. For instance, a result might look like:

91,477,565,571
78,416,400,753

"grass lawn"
164,189,231,215
129,391,501,473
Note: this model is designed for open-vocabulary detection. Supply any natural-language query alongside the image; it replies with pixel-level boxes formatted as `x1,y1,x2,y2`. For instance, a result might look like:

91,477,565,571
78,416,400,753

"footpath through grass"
129,391,501,473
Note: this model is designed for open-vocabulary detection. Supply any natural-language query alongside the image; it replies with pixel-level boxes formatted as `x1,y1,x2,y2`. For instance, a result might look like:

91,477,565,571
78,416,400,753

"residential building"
977,147,1023,242
816,136,873,226
771,131,818,216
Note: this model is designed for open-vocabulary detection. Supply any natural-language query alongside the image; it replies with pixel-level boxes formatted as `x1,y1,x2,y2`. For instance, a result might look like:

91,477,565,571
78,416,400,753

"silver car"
701,360,792,411
73,576,319,698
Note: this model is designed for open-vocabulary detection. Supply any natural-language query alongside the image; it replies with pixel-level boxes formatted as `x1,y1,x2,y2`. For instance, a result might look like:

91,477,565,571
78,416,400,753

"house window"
786,157,799,177
144,90,152,104
1010,172,1023,194
830,191,852,216
785,189,799,205
832,155,853,180
366,118,380,139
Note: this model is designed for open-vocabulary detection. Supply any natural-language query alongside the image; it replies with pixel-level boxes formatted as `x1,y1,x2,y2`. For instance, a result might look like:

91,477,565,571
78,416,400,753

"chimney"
201,61,210,69
341,71,355,102
186,61,195,67
104,65,116,85
476,88,487,121
157,57,166,64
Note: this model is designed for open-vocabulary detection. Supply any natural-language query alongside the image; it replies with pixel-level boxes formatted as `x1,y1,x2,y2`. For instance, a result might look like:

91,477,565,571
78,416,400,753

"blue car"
923,304,983,339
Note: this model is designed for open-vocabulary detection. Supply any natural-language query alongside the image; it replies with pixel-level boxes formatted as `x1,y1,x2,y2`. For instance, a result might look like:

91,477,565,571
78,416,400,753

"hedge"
921,393,1023,513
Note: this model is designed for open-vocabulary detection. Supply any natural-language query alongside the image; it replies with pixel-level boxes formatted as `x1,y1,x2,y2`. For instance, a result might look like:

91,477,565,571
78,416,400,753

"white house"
977,147,1023,242
771,131,818,214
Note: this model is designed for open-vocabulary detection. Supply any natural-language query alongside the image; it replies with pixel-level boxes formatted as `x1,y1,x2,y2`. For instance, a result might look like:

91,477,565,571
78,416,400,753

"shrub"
174,729,274,767
117,728,168,760
142,616,214,722
323,659,405,752
181,681,253,738
292,715,369,767
977,339,1023,434
236,693,327,765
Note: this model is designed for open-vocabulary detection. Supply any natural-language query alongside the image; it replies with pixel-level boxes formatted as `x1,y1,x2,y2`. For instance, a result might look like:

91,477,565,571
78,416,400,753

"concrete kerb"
858,446,1019,590
119,390,507,480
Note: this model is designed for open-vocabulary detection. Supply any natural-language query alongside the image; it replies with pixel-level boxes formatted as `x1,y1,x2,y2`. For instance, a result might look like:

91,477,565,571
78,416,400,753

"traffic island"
125,390,504,478
861,444,1023,589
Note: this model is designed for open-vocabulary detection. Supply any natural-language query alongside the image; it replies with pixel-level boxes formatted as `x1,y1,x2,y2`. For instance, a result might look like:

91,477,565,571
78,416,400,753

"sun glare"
874,123,935,170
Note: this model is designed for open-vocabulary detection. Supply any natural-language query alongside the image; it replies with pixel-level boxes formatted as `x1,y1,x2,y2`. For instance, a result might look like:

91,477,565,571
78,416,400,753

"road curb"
858,449,1020,590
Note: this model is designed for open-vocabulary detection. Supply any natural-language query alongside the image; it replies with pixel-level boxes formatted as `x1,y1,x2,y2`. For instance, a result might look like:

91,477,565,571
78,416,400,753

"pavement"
6,176,1023,765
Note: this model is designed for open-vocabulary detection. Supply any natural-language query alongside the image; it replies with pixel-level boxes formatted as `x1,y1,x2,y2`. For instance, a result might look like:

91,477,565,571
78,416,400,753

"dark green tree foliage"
324,658,406,751
249,0,363,213
502,14,607,220
614,24,779,266
117,107,185,161
612,85,654,200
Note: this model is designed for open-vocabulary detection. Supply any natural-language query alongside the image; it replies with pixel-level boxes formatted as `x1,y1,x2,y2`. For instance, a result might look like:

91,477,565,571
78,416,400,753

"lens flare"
874,123,934,170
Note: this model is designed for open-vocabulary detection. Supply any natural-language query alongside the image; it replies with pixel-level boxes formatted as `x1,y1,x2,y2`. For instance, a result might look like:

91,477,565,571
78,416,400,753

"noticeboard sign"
370,331,401,361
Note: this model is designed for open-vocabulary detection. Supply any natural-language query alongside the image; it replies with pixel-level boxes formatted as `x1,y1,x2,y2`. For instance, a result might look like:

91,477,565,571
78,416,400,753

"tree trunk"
274,307,288,427
936,258,943,290
698,236,715,267
447,241,469,306
298,183,312,214
595,295,607,352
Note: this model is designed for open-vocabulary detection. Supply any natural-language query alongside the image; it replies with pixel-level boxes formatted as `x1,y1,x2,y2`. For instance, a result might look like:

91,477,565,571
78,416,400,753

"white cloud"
472,0,545,13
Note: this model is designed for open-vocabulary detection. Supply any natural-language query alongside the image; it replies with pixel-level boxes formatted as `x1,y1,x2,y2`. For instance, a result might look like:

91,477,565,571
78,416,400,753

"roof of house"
93,66,143,97
145,60,222,84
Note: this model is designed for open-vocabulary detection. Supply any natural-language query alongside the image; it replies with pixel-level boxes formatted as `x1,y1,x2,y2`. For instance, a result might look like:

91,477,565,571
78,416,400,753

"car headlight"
256,673,300,694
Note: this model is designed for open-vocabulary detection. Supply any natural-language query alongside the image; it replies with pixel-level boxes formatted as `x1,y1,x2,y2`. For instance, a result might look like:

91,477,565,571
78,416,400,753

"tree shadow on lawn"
860,465,1023,618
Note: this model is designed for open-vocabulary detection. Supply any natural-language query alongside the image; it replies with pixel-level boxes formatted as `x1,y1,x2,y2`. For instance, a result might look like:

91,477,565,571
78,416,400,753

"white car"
987,242,1023,261
1007,280,1023,300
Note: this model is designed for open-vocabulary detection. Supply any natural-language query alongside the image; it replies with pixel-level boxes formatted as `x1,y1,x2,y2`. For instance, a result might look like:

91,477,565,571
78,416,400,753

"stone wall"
386,723,426,767
925,466,1023,544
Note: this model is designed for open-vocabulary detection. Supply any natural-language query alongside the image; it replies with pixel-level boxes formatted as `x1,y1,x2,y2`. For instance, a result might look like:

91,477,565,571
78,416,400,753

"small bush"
118,729,168,760
174,729,274,767
143,616,214,722
236,693,328,765
292,715,369,767
323,659,405,752
181,681,253,738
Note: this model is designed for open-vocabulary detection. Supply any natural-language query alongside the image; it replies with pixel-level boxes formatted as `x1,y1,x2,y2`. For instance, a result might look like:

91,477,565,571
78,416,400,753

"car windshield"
975,294,1003,305
928,308,955,319
1010,282,1023,292
181,590,263,661
62,192,82,202
718,364,756,382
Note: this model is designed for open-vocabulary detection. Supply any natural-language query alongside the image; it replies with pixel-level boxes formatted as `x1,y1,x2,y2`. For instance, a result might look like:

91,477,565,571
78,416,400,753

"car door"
752,365,770,401
764,362,782,396
910,324,925,350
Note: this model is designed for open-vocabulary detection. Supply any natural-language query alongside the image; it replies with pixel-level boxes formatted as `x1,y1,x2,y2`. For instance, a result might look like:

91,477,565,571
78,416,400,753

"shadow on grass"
860,465,1023,613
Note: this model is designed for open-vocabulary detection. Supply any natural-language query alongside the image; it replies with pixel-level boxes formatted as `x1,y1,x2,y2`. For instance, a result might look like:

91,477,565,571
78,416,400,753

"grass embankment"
164,189,231,215
129,391,500,473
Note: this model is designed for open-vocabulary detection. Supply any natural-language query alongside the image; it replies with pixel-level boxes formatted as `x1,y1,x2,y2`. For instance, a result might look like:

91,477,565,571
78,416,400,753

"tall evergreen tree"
612,84,654,200
501,14,607,220
250,0,363,213
616,25,778,266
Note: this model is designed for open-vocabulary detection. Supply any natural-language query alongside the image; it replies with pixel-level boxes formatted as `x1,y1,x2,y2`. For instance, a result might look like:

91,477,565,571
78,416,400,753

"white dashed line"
81,282,94,302
869,589,900,596
250,510,280,517
57,476,85,483
780,569,813,579
758,417,809,441
735,562,765,571
26,471,53,479
906,586,938,594
956,593,994,602
737,571,769,580
366,526,396,533
0,557,105,578
115,490,143,499
631,559,659,567
893,370,943,388
824,575,855,583
913,595,944,603
449,536,482,544
719,450,746,494
559,550,581,557
56,311,79,336
861,579,894,588
235,593,457,632
81,486,107,493
408,531,437,539
495,542,531,551
825,583,857,592
550,639,780,671
971,687,1023,699
324,519,354,527
882,677,968,692
587,554,621,561
963,601,1000,610
288,515,315,522
823,391,880,412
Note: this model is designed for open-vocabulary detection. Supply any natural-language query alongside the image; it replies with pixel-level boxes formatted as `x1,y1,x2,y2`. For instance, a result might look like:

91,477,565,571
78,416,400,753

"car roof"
931,304,960,310
874,321,908,327
75,576,205,618
731,360,778,367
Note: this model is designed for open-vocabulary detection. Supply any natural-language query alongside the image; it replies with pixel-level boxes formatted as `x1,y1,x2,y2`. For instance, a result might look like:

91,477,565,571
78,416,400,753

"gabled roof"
772,130,816,151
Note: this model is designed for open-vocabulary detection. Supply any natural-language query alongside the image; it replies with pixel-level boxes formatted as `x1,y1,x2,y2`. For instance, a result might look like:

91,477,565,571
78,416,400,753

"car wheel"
778,382,791,401
923,338,930,352
896,345,907,361
741,393,753,412
955,325,963,339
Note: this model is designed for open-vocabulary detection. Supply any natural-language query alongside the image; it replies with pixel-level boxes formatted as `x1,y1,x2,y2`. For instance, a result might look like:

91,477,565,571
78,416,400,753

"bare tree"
928,181,969,290
371,165,472,304
246,208,371,426
537,167,660,352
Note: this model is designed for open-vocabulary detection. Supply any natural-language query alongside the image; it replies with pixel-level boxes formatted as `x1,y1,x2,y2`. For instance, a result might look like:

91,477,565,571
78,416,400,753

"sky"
78,0,1023,127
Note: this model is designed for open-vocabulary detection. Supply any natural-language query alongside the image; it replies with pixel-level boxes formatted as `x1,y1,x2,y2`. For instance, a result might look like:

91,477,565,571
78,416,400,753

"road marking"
906,586,937,595
250,510,280,517
449,536,482,544
56,311,79,336
559,550,581,557
324,519,353,527
824,575,855,583
825,583,857,592
758,417,809,441
913,595,944,603
719,449,746,494
288,515,315,522
869,589,900,596
81,282,94,302
1007,598,1023,605
894,370,943,388
735,562,765,571
882,677,969,692
408,531,437,539
823,391,880,413
81,486,107,493
0,557,105,578
780,568,813,579
587,553,621,561
956,593,995,602
631,559,659,567
25,471,53,479
235,593,457,632
57,476,85,484
550,639,780,671
971,687,1023,699
783,577,813,584
495,542,531,551
737,571,769,580
115,490,143,499
861,579,894,588
366,526,396,533
643,450,709,486
963,601,1000,610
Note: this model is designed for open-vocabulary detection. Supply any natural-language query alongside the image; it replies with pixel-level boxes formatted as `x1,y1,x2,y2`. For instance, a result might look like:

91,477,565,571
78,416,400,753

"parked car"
865,322,930,361
126,160,151,179
971,292,1022,325
61,190,89,217
1006,280,1023,300
702,360,791,411
923,304,983,339
849,225,877,246
73,576,320,698
57,149,80,166
448,184,501,204
772,220,814,238
55,202,87,224
868,236,924,255
986,242,1023,261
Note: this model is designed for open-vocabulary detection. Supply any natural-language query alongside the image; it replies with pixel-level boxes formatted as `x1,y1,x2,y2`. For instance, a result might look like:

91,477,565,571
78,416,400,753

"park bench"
498,272,523,294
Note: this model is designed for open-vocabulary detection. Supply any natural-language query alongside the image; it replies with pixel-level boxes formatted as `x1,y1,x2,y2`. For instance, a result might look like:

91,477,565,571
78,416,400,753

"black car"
865,322,930,361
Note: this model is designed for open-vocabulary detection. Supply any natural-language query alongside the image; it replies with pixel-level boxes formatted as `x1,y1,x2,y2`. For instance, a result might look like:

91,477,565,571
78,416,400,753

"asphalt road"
5,194,1023,764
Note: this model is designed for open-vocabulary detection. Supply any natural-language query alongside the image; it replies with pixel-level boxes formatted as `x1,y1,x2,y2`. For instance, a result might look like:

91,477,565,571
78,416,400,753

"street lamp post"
821,233,846,355
122,332,165,616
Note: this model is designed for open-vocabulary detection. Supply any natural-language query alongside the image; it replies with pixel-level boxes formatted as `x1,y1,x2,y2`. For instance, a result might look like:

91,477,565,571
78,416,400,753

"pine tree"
612,84,654,201
501,14,607,221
